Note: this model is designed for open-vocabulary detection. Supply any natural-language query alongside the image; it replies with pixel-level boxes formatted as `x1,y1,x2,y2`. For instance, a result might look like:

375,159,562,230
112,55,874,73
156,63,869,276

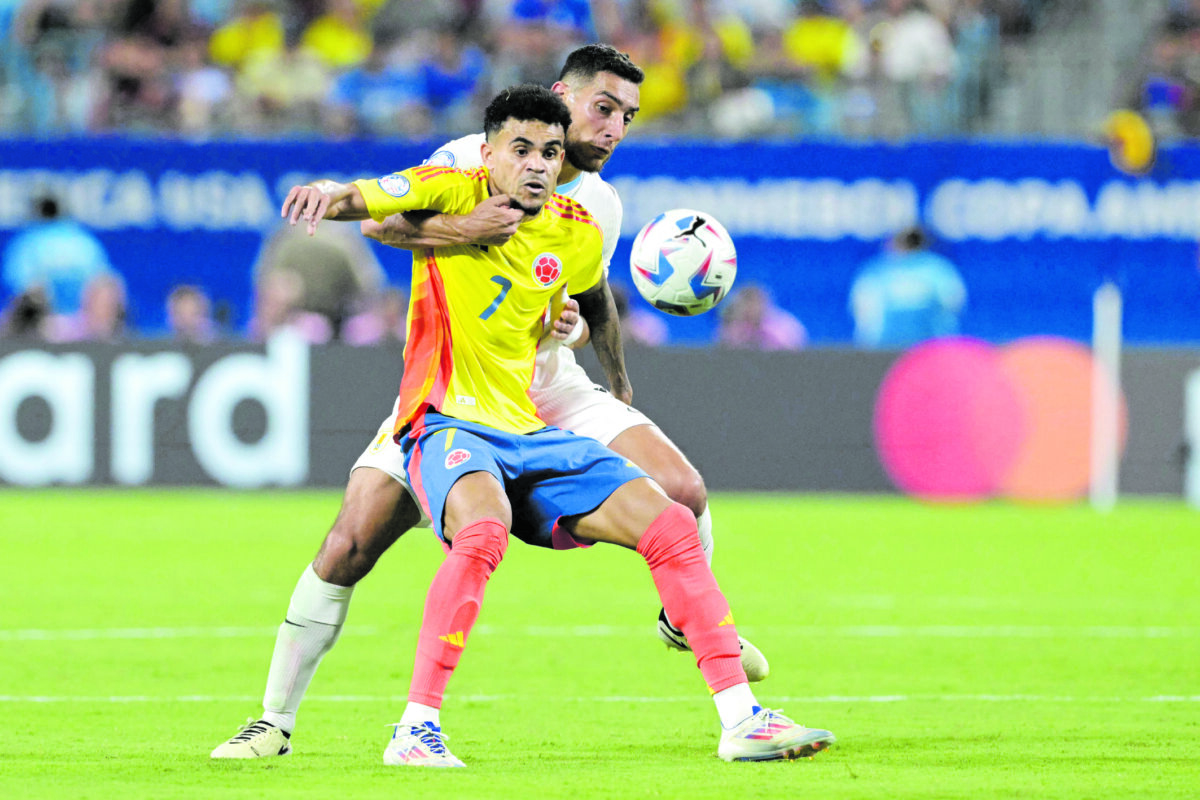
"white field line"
1,693,1198,704
3,624,1199,642
0,626,377,641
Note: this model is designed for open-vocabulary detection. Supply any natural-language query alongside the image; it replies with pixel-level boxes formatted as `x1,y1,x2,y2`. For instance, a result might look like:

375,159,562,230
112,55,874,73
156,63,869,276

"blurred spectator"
492,0,594,87
1136,24,1196,140
247,268,333,342
612,0,701,127
369,0,465,47
342,285,408,346
416,21,489,137
870,0,958,137
234,29,331,134
174,32,235,135
718,283,807,350
849,225,966,348
7,0,104,134
1,287,53,340
92,0,200,131
748,0,867,136
1167,0,1200,32
191,0,238,29
2,193,114,317
209,0,285,71
686,4,766,137
166,284,218,343
610,282,667,346
48,271,129,342
253,220,384,337
325,39,427,137
300,0,373,71
948,0,999,133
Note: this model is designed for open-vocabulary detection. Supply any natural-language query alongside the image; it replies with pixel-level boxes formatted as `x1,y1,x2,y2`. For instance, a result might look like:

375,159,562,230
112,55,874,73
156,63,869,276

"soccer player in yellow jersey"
213,84,834,767
363,46,769,679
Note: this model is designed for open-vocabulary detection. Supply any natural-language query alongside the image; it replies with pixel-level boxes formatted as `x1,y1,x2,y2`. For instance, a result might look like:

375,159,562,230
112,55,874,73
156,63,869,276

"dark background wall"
2,340,1196,496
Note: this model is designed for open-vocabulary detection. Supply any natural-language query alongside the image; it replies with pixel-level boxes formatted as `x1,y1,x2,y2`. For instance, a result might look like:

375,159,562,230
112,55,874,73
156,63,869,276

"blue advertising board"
2,137,1199,344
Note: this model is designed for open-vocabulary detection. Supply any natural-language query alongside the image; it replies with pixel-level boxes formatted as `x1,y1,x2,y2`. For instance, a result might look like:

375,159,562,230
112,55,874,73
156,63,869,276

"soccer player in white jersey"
211,44,768,761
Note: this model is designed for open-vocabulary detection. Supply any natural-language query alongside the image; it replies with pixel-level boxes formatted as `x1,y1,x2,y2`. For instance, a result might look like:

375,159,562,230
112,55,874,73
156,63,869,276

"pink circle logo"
873,337,1128,502
532,253,562,286
445,449,471,469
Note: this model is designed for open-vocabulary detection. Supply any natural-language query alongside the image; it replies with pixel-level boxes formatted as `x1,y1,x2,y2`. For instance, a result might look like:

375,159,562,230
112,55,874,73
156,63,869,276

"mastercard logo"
873,336,1128,502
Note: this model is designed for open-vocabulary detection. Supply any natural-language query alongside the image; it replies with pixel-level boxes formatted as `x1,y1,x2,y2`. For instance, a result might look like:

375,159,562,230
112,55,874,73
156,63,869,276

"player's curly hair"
559,43,644,86
483,84,572,139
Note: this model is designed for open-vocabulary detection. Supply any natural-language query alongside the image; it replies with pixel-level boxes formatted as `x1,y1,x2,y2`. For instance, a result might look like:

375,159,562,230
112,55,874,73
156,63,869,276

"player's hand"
457,194,524,245
281,184,333,236
547,298,581,341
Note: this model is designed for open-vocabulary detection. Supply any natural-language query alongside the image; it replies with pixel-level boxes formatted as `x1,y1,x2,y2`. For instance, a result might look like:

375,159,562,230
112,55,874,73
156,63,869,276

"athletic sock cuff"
288,564,354,626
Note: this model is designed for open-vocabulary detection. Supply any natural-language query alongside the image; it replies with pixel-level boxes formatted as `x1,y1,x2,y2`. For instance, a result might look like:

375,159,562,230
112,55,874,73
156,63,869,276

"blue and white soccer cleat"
210,718,291,759
383,721,466,767
717,708,835,762
657,609,770,682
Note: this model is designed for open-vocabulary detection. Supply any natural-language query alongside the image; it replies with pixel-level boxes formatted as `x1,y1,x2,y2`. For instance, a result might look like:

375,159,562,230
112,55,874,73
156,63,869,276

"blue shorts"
399,412,648,548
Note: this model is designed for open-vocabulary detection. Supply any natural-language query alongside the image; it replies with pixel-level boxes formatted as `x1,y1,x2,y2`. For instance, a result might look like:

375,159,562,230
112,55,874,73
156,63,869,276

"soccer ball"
629,208,737,316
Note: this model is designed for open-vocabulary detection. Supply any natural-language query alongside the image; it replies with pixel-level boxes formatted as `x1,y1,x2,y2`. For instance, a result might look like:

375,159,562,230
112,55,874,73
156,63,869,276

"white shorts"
351,398,433,528
349,344,653,502
527,345,654,445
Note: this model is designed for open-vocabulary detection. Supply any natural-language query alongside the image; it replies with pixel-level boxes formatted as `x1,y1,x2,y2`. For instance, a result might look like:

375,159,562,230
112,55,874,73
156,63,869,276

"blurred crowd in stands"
1,0,1050,141
1136,0,1200,140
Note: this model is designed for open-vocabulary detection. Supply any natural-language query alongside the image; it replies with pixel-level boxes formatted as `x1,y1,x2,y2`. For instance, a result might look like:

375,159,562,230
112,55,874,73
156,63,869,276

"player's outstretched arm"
576,281,631,404
281,180,370,235
361,194,524,250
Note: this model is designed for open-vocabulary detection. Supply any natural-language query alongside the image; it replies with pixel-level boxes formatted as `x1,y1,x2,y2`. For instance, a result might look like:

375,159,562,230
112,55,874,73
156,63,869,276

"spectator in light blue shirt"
849,225,966,348
2,194,114,317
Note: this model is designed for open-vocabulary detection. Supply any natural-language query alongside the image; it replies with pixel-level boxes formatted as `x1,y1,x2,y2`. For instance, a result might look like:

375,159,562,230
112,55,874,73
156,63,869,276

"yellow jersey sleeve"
353,166,488,222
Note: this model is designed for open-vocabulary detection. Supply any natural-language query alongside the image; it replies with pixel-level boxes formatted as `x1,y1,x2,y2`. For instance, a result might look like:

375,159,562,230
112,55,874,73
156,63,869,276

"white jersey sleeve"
425,133,487,169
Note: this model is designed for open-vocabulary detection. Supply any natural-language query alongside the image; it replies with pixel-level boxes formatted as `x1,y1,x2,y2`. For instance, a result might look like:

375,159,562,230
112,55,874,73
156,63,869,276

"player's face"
482,119,566,215
553,71,640,174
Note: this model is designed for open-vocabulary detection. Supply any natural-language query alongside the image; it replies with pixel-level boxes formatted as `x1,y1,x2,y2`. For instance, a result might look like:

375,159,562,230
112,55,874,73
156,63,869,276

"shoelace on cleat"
230,720,274,742
388,723,451,755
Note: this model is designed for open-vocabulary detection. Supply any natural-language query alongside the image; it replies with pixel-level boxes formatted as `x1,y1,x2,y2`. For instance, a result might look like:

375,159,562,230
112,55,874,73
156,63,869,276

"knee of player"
320,508,400,581
657,467,707,518
315,527,374,584
450,518,509,570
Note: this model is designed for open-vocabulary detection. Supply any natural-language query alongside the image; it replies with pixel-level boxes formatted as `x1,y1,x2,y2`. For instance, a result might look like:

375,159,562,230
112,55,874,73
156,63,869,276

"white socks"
713,683,759,729
399,701,441,729
261,564,354,733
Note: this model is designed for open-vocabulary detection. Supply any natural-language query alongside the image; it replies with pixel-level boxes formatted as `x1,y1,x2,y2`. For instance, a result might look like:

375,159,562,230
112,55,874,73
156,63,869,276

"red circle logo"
532,253,562,286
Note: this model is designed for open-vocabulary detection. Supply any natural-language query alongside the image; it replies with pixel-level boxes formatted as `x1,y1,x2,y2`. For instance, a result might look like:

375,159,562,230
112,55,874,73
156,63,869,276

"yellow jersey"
354,165,604,434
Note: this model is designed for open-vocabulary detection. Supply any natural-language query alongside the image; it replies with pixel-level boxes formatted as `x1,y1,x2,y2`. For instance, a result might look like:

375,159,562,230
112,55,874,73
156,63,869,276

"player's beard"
565,138,606,174
511,198,540,216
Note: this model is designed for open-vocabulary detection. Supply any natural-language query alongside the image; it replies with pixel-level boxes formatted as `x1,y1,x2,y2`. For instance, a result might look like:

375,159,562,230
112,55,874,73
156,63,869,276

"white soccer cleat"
210,718,291,759
718,708,835,762
656,609,770,682
383,722,466,767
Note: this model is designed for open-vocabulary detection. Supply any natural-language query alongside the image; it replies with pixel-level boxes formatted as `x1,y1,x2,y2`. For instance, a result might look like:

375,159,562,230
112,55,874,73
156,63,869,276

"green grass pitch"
2,490,1198,799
